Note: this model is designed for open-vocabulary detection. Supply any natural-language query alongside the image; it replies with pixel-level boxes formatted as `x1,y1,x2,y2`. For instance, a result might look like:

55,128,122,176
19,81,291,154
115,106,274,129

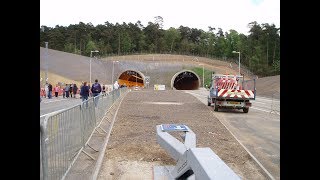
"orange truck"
207,74,256,113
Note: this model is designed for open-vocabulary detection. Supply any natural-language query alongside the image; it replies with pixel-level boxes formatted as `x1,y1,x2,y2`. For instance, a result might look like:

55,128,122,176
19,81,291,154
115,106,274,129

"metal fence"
40,88,127,180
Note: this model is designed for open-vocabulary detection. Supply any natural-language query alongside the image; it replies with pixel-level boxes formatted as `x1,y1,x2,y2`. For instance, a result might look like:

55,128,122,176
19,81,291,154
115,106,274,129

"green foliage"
272,59,280,74
40,20,279,77
164,27,181,52
64,43,74,53
85,40,98,55
190,67,214,87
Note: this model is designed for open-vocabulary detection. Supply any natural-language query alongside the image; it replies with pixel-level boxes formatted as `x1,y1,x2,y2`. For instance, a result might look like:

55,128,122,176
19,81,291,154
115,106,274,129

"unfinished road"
185,88,280,179
96,89,268,179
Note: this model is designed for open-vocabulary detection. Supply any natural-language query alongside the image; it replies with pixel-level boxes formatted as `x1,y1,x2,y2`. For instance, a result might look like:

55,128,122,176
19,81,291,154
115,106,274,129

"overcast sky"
40,0,279,35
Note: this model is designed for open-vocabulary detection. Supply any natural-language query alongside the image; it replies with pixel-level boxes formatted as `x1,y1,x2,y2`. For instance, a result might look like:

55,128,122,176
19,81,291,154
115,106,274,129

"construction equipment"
207,74,256,113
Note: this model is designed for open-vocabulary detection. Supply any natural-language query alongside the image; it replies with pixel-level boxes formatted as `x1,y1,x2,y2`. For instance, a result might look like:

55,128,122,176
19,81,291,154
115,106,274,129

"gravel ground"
98,89,268,179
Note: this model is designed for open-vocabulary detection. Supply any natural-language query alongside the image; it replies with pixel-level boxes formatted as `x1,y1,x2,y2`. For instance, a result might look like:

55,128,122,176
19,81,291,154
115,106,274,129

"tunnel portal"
171,70,200,90
118,70,144,87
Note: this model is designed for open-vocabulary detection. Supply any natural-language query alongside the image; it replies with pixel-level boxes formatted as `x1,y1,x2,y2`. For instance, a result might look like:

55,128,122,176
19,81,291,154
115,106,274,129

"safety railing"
40,87,128,180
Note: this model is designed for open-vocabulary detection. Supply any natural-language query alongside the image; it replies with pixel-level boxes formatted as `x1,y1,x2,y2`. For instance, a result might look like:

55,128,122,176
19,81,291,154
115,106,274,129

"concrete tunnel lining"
171,70,200,90
117,70,145,87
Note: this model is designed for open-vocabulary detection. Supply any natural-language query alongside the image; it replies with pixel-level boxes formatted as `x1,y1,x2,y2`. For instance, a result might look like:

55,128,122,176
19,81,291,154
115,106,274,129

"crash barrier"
155,124,240,180
40,87,128,180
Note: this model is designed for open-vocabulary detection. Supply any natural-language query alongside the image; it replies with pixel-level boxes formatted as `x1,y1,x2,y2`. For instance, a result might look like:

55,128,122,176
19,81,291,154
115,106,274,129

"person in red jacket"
54,85,60,98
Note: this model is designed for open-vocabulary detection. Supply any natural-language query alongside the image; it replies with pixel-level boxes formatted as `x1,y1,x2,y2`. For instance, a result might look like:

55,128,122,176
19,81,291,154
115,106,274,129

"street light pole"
199,64,204,88
90,50,99,85
232,51,241,75
202,65,204,88
112,60,119,86
45,42,48,84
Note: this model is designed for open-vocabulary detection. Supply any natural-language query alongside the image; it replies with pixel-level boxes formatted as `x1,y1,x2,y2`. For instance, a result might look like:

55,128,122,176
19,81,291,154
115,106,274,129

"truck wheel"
243,107,249,113
214,103,218,111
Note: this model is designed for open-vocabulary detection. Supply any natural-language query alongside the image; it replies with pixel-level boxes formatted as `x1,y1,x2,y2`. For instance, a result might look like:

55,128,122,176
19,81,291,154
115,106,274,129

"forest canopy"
40,18,279,77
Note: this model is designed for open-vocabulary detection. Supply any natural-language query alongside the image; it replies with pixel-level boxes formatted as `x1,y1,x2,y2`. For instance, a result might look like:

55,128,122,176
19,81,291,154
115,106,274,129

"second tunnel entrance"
171,70,200,90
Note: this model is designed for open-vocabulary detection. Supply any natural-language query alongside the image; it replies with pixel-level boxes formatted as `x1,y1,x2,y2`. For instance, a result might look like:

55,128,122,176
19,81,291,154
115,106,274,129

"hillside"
255,75,280,99
40,48,280,99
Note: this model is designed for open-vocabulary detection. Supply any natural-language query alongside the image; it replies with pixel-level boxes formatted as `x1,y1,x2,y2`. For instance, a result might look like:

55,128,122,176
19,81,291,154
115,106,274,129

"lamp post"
112,60,119,87
199,63,204,88
90,50,99,85
232,51,240,75
45,42,48,84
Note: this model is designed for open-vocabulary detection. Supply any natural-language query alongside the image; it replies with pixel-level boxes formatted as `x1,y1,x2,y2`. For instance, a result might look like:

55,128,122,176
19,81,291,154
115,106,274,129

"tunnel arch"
171,70,201,90
117,70,145,87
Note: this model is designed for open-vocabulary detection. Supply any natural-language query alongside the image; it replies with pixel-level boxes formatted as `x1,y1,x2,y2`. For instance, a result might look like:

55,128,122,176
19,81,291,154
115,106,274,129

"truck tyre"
208,98,211,106
214,103,218,111
243,107,249,113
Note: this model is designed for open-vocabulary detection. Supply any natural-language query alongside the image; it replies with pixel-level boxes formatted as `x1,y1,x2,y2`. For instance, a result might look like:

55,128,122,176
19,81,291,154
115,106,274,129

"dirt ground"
98,90,268,179
255,75,280,99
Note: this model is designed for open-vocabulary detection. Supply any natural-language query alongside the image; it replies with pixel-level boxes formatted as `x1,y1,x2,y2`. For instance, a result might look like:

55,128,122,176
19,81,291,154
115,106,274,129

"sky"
40,0,279,35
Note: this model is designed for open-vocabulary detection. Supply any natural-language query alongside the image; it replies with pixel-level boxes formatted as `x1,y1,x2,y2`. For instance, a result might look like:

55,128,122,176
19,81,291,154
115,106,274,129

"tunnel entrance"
171,70,200,90
118,70,144,87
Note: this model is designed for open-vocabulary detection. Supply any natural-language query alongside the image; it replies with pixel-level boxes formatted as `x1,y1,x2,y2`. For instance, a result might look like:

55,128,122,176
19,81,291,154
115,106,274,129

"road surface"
184,88,280,180
40,96,82,116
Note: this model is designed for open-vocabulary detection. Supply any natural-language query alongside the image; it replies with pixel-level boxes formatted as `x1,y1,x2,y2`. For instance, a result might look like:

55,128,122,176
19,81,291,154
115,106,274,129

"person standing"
65,84,70,98
113,81,119,90
79,82,83,99
102,85,106,96
44,83,49,98
54,85,60,98
80,82,90,107
48,83,53,99
69,84,73,98
72,84,78,98
62,86,65,98
40,83,42,103
91,79,102,107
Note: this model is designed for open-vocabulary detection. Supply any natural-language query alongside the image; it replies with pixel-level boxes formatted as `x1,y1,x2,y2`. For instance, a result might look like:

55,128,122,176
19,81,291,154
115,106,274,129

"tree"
40,20,279,76
164,27,181,52
154,16,164,29
85,40,98,55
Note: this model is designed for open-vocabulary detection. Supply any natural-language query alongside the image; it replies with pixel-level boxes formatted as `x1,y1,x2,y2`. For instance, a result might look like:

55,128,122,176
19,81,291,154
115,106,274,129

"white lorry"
207,74,256,113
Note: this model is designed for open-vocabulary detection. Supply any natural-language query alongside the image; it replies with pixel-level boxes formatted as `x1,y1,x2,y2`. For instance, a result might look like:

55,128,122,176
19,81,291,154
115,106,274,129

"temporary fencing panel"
40,88,128,180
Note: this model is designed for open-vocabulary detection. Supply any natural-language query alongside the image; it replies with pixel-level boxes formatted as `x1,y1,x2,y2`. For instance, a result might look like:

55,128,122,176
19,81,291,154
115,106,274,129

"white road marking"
251,107,280,115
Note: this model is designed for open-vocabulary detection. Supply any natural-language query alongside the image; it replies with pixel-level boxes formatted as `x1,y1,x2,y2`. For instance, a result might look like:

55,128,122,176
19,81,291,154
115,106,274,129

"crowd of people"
41,83,80,99
40,79,122,103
